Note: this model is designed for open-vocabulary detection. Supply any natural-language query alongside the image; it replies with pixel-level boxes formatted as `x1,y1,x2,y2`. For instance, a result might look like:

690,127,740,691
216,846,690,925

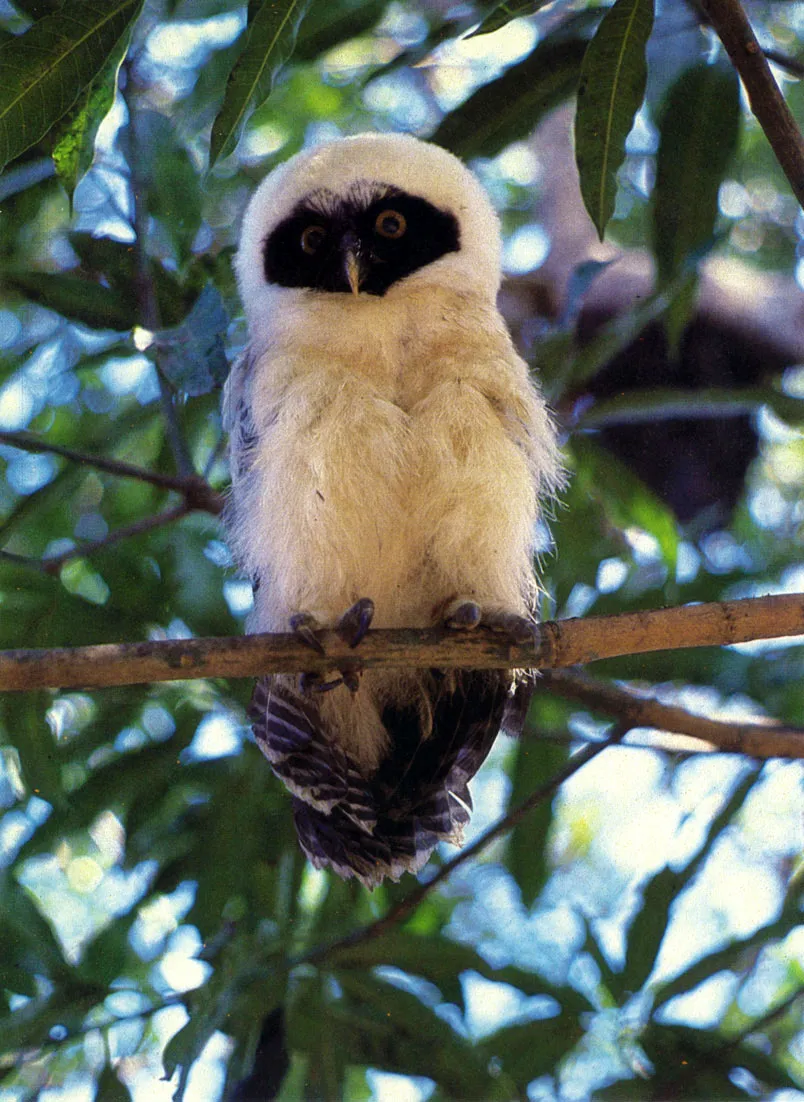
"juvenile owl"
223,133,561,888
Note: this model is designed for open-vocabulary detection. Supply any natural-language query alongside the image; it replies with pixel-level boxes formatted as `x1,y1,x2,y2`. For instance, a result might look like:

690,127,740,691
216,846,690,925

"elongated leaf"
575,0,654,239
507,736,567,908
652,896,802,1010
0,269,136,329
653,63,740,285
330,971,513,1100
576,385,804,429
210,0,310,165
293,0,386,61
0,0,143,173
432,35,588,161
52,31,130,204
570,434,679,570
331,930,593,1016
469,0,553,39
621,768,760,993
479,1012,585,1082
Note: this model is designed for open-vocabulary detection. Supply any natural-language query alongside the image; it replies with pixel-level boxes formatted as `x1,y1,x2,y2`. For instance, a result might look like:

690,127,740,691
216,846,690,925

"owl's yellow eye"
301,225,327,255
374,210,407,239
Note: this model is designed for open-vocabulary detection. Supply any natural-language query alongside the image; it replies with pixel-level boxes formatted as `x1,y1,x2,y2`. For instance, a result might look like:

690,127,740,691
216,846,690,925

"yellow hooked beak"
344,249,361,296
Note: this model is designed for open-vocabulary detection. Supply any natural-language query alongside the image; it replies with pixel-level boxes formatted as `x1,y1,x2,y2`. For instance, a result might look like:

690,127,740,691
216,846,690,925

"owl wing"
222,346,259,485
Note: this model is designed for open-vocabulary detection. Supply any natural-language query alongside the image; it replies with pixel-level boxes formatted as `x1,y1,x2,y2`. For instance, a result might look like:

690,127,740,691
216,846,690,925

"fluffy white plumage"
224,133,561,886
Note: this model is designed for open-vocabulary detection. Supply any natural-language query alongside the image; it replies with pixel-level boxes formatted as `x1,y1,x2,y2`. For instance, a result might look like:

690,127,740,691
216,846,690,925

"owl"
223,133,561,888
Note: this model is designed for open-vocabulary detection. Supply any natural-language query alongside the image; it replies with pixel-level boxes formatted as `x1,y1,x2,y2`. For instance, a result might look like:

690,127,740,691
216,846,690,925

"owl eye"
301,225,327,255
374,209,407,239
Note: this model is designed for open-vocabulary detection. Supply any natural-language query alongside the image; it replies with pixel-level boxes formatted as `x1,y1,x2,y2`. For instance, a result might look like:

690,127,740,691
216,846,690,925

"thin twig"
0,430,222,513
699,0,804,210
727,984,804,1046
39,503,193,574
540,668,804,759
302,724,627,964
0,592,800,693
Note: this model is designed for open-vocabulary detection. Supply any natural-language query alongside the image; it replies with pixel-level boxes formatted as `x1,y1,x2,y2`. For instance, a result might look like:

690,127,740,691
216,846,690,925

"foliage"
0,0,803,1099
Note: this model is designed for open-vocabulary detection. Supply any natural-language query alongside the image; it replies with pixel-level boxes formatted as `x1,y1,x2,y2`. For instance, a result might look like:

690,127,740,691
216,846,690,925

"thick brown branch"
699,0,804,210
0,593,800,693
0,430,223,514
541,669,804,759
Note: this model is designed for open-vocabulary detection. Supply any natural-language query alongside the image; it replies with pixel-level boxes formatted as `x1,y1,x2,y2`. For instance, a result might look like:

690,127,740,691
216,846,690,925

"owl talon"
289,612,326,656
300,671,343,694
444,600,482,631
483,610,536,644
336,597,375,647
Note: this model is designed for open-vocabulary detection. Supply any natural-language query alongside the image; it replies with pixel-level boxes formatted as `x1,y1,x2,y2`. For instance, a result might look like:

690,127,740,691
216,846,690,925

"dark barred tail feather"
249,671,519,888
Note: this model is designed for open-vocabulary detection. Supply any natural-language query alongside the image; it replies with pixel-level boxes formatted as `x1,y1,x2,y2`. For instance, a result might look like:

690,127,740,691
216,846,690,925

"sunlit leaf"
468,0,553,38
569,434,679,570
432,34,589,160
52,31,129,204
575,0,654,239
210,0,310,165
0,0,143,173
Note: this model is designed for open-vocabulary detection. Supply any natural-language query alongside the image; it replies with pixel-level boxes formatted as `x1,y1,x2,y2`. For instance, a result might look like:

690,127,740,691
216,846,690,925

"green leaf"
1,692,65,806
156,285,230,397
327,971,513,1100
0,0,143,173
0,872,70,984
621,768,760,993
468,0,553,39
210,0,310,166
653,62,740,286
330,930,593,1017
293,0,386,61
0,268,136,329
52,31,129,204
575,0,654,239
131,111,202,265
432,34,589,161
575,385,804,429
94,1065,131,1102
506,735,567,909
569,435,679,570
479,1012,585,1082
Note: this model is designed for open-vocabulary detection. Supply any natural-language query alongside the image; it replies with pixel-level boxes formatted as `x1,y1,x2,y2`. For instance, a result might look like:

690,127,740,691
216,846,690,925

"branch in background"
699,0,804,211
0,430,223,514
304,724,628,964
38,503,195,574
0,593,800,693
540,668,804,759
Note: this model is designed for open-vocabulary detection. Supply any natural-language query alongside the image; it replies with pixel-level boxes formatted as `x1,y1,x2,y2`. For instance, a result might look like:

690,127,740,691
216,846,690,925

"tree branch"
0,430,223,513
540,668,804,759
38,503,194,574
0,593,800,693
699,0,804,210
